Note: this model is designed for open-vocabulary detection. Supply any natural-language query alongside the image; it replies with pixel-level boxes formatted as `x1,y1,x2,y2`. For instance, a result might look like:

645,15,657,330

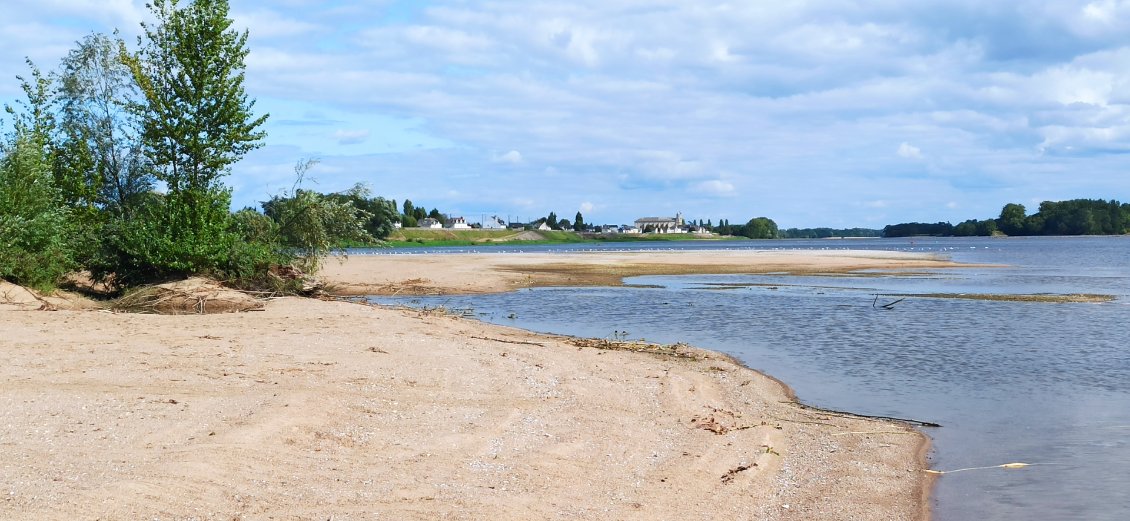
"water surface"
369,236,1130,520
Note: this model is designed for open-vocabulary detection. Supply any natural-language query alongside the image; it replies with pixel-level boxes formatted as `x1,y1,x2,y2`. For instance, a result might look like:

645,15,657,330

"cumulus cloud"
579,201,594,213
10,1,1130,226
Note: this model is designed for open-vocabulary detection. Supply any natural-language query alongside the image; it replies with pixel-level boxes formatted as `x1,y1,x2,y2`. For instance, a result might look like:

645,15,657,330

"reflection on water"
370,236,1130,521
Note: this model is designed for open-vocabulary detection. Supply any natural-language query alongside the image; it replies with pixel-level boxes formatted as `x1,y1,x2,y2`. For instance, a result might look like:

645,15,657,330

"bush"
0,133,75,291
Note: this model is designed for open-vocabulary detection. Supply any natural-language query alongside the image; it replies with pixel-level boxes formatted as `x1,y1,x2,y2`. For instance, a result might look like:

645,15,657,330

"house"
480,216,507,229
446,216,471,229
634,212,685,233
418,218,443,229
535,221,552,231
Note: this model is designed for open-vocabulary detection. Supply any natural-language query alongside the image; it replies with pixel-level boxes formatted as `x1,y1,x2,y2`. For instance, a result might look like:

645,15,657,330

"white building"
446,216,471,229
418,218,443,229
480,216,507,229
634,212,686,233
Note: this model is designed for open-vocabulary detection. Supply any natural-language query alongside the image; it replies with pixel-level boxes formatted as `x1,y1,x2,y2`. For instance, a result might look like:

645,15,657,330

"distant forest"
883,199,1130,238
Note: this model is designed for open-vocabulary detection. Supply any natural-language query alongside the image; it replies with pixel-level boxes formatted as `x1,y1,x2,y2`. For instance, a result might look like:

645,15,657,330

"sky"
2,0,1129,228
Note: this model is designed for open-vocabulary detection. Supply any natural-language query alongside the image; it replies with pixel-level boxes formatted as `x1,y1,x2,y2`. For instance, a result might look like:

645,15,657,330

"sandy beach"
1,250,939,520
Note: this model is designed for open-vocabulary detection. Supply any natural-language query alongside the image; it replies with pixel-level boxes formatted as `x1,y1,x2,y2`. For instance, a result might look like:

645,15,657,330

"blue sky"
3,0,1129,228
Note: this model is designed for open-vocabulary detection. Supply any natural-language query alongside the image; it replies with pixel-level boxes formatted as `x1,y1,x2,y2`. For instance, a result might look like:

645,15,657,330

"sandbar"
1,249,935,520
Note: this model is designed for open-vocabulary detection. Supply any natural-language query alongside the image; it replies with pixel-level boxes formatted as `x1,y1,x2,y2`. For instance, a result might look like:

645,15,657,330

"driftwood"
112,278,264,315
470,335,545,347
790,400,941,428
873,295,906,310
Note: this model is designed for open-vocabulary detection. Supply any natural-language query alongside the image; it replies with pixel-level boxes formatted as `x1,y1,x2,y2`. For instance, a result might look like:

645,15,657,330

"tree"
57,32,153,218
328,191,399,240
573,211,585,232
743,217,779,239
261,159,373,273
546,211,558,230
997,203,1027,236
0,63,75,290
118,0,267,277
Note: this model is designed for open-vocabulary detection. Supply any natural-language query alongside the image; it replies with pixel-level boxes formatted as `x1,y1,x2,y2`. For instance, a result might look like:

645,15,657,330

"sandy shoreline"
321,249,967,295
1,250,938,519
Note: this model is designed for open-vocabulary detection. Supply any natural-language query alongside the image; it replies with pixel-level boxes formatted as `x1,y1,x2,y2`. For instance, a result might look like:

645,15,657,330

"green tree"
997,203,1027,236
0,64,75,290
743,217,779,239
117,0,267,279
328,191,399,240
573,211,585,232
546,211,558,230
57,32,153,218
261,159,373,273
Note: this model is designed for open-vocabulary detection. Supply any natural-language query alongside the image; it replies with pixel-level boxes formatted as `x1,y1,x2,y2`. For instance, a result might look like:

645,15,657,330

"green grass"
373,228,738,248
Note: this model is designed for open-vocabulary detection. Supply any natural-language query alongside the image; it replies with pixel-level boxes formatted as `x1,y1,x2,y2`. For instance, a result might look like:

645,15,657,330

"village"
403,212,713,235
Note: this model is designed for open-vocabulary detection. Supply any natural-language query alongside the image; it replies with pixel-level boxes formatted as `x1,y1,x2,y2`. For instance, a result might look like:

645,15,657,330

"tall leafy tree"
58,32,153,218
573,211,585,231
743,217,779,239
0,63,74,290
997,203,1027,236
114,0,268,280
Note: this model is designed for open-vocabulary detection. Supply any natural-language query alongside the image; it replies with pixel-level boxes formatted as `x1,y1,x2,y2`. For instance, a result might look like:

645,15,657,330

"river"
364,236,1130,520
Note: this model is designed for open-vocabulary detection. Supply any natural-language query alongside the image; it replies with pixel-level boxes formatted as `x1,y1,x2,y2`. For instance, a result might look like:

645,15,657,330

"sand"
321,249,967,295
1,250,937,520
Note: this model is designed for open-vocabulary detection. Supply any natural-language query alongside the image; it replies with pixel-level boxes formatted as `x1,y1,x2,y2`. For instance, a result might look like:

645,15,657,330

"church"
633,212,686,233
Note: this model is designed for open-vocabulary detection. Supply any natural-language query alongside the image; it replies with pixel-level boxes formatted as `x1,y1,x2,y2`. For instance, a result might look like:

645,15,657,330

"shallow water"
368,236,1130,520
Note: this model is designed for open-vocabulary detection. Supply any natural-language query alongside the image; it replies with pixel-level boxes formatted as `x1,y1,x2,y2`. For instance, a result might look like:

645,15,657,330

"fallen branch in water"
873,295,906,310
832,430,918,436
790,401,942,428
470,335,545,347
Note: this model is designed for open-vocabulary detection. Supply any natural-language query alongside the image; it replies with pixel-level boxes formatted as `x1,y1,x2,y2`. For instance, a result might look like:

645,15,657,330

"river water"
364,236,1130,520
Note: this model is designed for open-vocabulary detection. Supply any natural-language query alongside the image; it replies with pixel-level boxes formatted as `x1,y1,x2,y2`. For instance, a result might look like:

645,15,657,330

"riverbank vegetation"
0,0,368,294
883,199,1130,237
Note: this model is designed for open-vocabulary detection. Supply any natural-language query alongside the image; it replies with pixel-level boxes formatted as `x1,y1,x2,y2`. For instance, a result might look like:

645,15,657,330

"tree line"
0,0,370,292
883,199,1130,238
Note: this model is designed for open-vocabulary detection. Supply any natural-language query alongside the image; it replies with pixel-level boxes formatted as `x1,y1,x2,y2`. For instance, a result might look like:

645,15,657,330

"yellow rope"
925,462,1033,475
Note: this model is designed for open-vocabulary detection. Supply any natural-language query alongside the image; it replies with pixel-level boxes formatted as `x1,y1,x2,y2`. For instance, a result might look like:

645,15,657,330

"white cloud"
9,1,1130,227
494,150,523,164
692,180,737,197
579,201,594,213
333,129,370,145
897,142,923,159
235,9,320,39
403,25,493,52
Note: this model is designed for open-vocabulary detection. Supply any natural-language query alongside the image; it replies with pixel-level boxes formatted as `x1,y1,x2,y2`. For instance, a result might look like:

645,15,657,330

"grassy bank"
380,229,732,248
